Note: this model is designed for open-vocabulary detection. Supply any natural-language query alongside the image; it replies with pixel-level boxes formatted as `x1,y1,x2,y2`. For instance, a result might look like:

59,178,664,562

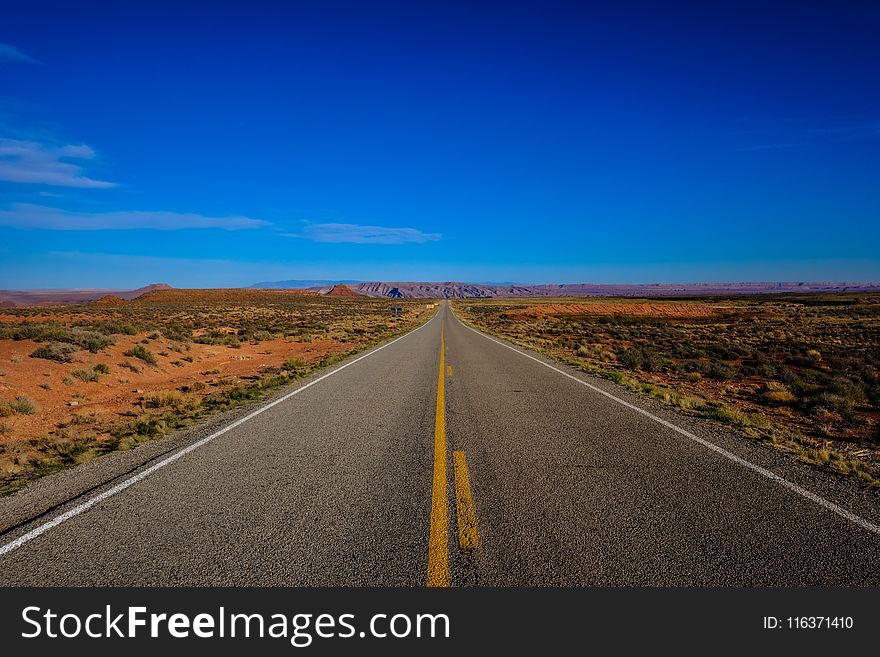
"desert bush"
617,347,656,371
282,356,309,373
71,368,100,383
50,432,93,464
161,324,190,342
82,320,138,336
93,363,111,374
761,382,796,405
128,416,167,439
703,361,738,381
124,344,157,366
178,381,206,393
8,396,38,415
144,390,201,414
30,342,78,363
829,380,867,405
1,322,69,342
814,392,855,413
68,328,113,353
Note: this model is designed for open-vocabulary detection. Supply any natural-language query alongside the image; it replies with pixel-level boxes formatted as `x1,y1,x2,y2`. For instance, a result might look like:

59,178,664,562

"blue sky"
1,1,878,288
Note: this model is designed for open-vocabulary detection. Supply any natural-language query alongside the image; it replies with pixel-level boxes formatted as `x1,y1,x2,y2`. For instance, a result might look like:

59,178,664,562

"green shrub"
617,347,657,372
704,361,738,381
282,356,309,373
30,342,78,363
71,369,99,383
761,382,796,405
124,344,157,366
144,390,201,413
8,396,38,415
69,328,113,353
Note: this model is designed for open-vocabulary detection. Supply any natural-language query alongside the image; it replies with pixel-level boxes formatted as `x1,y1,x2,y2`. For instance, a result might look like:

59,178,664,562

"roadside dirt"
0,333,349,443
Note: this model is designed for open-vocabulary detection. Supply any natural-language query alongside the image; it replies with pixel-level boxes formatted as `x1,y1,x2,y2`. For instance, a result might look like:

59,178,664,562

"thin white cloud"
289,223,442,244
0,203,270,230
0,138,117,188
0,43,38,64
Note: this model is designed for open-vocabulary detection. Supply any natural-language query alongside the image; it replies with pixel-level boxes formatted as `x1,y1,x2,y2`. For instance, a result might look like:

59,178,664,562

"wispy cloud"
288,223,442,244
0,139,117,188
0,203,271,230
0,43,38,64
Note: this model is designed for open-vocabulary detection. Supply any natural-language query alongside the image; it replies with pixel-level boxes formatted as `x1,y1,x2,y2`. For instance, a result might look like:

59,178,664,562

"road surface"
1,302,878,585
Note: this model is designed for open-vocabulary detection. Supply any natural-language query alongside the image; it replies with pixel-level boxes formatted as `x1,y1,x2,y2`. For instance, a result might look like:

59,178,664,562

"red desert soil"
0,333,349,443
510,302,719,318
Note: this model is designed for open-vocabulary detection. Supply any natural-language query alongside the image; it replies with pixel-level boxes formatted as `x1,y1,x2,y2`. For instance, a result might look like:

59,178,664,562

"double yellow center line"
426,324,479,587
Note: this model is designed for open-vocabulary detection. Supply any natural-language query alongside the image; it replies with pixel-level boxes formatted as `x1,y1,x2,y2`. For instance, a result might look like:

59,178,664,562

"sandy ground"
0,333,350,443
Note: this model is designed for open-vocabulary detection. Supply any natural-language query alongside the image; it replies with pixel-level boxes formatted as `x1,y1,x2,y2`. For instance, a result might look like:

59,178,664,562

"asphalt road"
1,302,879,585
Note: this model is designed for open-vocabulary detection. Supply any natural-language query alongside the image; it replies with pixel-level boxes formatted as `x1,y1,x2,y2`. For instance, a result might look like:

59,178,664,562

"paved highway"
1,302,878,585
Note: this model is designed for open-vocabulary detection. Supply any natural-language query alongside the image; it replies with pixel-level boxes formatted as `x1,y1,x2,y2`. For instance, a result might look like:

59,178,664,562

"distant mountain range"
333,281,880,299
2,281,879,308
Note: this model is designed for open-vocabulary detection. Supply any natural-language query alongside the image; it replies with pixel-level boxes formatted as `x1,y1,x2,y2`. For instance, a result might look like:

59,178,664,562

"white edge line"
451,309,880,537
0,312,439,557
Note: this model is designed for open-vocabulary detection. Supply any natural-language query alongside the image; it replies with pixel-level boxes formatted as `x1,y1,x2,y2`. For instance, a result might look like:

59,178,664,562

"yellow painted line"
426,327,449,587
446,365,453,376
452,450,479,549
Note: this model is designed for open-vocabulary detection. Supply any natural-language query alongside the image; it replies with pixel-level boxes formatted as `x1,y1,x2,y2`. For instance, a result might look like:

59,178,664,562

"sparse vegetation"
0,396,39,416
282,356,309,374
0,292,434,494
30,342,78,363
124,344,157,366
144,390,201,414
455,294,880,487
4,323,114,353
71,368,100,383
